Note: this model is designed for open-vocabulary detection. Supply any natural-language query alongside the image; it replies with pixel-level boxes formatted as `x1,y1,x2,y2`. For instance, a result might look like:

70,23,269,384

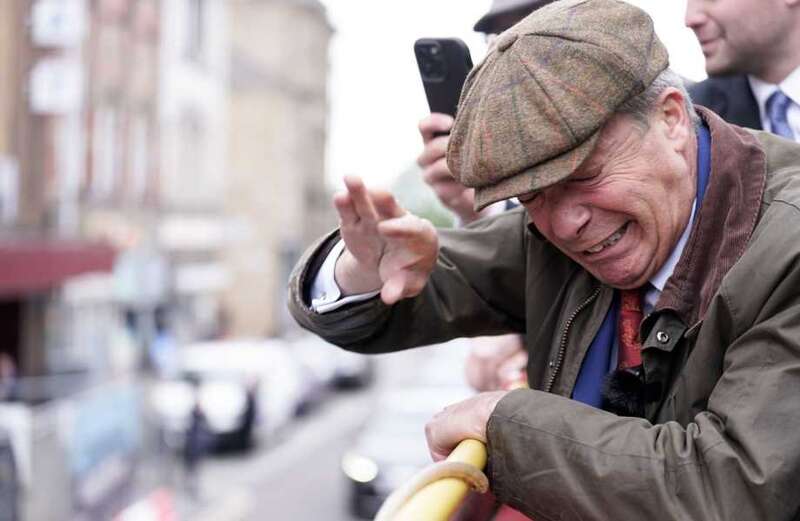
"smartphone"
414,38,473,118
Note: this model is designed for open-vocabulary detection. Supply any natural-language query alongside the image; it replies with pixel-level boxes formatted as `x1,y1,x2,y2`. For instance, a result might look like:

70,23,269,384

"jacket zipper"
544,286,602,394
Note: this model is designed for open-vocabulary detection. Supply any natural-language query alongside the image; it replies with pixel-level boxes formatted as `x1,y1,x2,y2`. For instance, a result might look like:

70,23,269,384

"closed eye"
571,173,599,184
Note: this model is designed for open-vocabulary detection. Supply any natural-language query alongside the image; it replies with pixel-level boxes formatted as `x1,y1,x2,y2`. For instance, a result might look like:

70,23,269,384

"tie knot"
767,89,793,115
620,287,644,313
765,89,795,140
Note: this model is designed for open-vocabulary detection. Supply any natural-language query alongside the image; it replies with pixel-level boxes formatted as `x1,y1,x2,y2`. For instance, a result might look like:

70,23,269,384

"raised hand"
333,176,439,305
417,113,483,224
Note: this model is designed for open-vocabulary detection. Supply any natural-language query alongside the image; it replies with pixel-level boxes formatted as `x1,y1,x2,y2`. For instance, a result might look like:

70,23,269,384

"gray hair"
615,68,701,130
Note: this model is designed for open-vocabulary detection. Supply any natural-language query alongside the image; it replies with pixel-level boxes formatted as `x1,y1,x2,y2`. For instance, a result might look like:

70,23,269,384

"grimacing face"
520,96,697,289
685,0,793,78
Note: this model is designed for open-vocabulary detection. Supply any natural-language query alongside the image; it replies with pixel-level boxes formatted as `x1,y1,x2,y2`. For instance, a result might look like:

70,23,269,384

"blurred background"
0,1,702,520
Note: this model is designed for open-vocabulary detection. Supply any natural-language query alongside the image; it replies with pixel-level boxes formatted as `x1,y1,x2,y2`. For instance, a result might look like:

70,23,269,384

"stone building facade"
225,0,333,337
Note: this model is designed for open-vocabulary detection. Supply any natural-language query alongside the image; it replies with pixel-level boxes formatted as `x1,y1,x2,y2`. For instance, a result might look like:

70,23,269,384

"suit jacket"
688,74,763,130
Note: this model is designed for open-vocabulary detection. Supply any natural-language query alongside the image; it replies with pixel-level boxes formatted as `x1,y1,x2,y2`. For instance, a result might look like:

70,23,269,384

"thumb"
371,190,406,220
380,273,408,305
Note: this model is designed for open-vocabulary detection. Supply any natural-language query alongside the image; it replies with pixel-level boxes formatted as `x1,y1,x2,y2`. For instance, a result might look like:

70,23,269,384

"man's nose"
549,193,590,242
684,0,706,30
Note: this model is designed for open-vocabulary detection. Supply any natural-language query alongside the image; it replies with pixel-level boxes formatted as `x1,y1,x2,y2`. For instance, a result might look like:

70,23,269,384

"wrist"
334,250,382,296
480,390,508,438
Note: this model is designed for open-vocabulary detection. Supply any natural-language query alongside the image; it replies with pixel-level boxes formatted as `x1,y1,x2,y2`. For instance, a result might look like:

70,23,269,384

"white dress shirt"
748,66,800,142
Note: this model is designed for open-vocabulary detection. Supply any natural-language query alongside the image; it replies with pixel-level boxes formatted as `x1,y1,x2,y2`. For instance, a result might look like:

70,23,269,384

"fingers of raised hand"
424,173,467,206
418,113,455,143
377,215,439,260
333,191,358,226
375,215,438,304
421,157,454,188
417,135,450,169
371,190,406,221
343,176,378,224
377,213,429,239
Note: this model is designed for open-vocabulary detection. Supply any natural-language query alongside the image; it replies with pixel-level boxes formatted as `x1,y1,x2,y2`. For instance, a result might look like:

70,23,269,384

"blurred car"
186,339,329,428
149,338,328,452
150,374,256,452
341,384,474,519
291,335,375,389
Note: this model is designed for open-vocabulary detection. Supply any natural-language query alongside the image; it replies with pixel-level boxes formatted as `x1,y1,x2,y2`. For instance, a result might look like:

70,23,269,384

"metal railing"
388,438,487,521
376,379,528,520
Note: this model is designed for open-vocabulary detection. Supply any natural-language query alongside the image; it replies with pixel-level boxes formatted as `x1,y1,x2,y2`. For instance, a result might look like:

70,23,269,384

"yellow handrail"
378,379,528,520
388,438,487,521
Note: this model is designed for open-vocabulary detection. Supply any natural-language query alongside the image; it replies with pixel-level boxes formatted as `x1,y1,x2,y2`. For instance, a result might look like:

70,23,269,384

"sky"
318,0,706,190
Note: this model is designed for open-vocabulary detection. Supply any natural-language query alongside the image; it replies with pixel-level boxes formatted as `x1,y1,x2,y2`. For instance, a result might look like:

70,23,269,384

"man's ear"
656,87,693,148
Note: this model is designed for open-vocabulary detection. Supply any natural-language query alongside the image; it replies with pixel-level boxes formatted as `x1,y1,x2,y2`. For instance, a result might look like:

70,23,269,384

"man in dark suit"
685,0,800,139
687,75,762,130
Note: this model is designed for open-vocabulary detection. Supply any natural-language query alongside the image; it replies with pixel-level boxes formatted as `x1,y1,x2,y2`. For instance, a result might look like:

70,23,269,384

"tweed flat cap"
448,0,669,210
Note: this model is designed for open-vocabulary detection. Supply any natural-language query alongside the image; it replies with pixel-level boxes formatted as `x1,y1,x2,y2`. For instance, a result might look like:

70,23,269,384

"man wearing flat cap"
289,0,800,518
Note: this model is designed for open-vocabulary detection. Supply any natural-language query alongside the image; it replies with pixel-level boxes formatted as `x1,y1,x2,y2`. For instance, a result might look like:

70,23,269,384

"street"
184,348,441,521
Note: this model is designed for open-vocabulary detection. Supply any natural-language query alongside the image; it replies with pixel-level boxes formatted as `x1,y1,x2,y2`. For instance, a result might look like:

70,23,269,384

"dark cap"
473,0,556,33
448,0,669,210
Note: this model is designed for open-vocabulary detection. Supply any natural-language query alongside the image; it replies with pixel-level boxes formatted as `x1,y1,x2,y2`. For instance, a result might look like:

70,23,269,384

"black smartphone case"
414,38,474,117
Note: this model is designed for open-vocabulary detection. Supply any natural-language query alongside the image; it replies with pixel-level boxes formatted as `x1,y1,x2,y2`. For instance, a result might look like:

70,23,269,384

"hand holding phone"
414,38,473,117
414,38,485,223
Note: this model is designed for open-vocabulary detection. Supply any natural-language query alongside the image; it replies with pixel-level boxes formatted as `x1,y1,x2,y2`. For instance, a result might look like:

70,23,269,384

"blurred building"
158,0,231,342
0,0,333,516
225,0,333,337
82,0,169,350
0,1,161,520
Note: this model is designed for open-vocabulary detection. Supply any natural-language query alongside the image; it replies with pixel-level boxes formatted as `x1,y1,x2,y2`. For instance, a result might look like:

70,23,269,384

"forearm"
487,358,800,521
289,244,519,353
288,216,531,353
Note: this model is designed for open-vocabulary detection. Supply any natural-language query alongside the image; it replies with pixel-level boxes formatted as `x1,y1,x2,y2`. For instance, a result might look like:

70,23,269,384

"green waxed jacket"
288,109,800,520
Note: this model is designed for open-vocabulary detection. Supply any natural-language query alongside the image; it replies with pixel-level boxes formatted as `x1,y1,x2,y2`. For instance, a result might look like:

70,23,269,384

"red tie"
617,288,644,369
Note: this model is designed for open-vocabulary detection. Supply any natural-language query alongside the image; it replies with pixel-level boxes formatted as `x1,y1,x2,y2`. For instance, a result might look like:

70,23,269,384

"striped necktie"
766,89,795,140
617,288,644,369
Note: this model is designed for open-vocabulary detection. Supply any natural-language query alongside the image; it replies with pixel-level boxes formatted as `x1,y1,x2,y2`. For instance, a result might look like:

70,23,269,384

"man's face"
520,111,696,289
685,0,790,77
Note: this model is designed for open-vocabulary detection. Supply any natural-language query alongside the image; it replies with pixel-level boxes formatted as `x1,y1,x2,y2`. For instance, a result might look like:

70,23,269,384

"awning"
0,239,116,296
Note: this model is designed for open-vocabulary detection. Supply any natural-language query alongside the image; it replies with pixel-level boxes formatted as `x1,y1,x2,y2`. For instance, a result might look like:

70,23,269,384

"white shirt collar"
649,196,697,293
748,65,800,133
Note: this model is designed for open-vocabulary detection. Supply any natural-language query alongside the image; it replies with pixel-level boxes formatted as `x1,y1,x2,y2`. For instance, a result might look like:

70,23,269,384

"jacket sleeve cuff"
287,228,392,349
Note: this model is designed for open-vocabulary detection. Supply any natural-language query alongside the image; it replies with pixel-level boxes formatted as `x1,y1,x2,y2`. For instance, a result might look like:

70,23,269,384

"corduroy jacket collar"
653,107,767,328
